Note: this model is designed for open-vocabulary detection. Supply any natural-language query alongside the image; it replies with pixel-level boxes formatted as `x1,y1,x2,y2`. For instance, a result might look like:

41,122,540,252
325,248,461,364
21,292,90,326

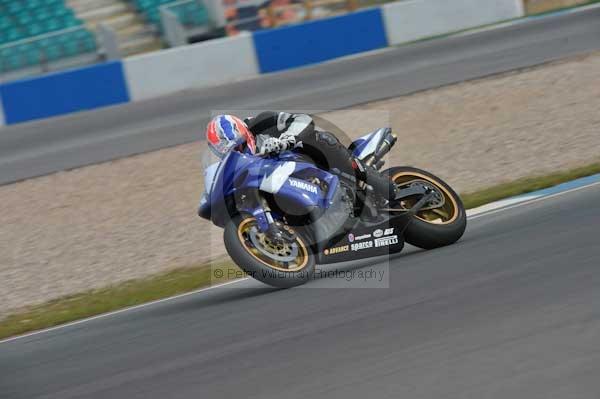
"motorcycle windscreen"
201,148,224,195
350,128,388,160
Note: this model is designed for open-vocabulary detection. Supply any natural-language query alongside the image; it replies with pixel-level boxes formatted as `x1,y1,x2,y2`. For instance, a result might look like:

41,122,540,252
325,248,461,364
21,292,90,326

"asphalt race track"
2,182,600,398
2,6,600,399
1,6,600,184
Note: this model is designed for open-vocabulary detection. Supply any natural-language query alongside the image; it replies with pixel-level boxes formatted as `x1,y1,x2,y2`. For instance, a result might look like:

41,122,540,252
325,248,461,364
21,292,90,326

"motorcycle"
198,127,466,287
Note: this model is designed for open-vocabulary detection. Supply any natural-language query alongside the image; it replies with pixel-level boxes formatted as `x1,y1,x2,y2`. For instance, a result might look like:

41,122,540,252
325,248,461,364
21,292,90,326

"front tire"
223,215,315,288
383,166,466,249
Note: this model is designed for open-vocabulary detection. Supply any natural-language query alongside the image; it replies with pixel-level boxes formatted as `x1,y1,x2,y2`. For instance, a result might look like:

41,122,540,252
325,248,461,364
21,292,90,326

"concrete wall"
382,0,524,45
252,9,388,73
123,32,259,102
0,93,5,127
0,1,528,126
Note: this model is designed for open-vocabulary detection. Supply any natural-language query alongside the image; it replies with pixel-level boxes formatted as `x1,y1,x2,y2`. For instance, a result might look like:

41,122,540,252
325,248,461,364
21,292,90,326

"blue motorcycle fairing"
350,128,389,160
200,150,340,229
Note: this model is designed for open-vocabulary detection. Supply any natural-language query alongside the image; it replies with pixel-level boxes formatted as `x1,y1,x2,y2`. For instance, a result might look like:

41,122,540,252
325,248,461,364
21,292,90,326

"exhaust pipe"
365,129,397,168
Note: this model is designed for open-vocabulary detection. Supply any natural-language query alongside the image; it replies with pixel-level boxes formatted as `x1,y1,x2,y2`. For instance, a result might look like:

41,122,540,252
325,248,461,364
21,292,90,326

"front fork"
252,206,274,233
236,190,296,244
236,189,273,233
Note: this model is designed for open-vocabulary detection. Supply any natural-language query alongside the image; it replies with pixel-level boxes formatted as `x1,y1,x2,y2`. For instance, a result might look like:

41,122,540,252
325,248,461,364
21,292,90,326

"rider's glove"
258,137,284,156
258,135,297,156
279,134,296,150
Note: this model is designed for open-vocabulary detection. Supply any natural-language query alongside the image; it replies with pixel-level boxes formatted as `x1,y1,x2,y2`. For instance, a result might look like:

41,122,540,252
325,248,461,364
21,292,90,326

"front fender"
198,193,211,220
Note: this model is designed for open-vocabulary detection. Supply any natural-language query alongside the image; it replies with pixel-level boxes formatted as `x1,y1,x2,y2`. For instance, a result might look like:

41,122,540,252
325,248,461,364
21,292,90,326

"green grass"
460,162,600,209
525,0,600,15
0,259,243,340
2,162,600,340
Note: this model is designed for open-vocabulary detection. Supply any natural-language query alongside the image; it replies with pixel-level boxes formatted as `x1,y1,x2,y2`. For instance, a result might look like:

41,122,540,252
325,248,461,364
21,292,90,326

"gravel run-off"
2,52,600,318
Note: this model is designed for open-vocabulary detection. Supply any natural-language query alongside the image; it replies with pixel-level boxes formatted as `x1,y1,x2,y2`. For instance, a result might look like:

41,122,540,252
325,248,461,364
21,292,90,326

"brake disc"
248,227,299,262
407,180,445,210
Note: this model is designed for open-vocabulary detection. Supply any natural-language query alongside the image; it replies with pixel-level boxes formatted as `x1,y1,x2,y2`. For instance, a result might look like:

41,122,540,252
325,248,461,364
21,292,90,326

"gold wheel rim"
237,218,310,272
391,172,459,225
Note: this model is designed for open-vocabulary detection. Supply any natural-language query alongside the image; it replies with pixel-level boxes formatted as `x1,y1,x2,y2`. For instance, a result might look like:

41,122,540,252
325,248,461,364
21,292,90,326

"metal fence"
163,0,213,27
160,0,220,46
0,26,98,78
158,0,400,47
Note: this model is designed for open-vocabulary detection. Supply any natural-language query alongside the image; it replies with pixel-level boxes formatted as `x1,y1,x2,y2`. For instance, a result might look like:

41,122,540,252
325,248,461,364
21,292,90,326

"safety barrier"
0,95,5,127
123,32,258,101
253,8,387,73
0,61,129,124
0,0,525,126
382,0,524,45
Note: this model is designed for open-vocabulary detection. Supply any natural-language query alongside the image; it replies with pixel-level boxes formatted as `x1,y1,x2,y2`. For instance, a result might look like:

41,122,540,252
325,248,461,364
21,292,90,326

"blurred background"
1,0,600,322
2,0,600,397
0,0,594,80
1,0,599,320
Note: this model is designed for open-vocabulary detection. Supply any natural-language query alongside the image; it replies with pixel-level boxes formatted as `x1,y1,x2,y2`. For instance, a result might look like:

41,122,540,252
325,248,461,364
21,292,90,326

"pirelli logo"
374,235,399,247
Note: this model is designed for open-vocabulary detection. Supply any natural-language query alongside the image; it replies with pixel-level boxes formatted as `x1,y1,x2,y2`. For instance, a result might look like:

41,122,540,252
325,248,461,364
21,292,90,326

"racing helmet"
206,115,256,157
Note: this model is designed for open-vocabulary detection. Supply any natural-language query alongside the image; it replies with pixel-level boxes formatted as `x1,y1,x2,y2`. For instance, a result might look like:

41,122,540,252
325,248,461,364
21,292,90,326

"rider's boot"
309,132,399,202
353,159,398,203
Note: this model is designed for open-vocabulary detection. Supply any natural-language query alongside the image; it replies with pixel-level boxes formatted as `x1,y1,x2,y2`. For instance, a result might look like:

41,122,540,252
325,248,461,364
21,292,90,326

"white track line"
469,180,600,220
2,178,600,345
0,278,250,345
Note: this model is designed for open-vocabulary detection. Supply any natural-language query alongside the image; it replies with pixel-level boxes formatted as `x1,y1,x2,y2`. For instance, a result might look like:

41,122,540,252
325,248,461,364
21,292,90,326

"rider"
206,112,398,201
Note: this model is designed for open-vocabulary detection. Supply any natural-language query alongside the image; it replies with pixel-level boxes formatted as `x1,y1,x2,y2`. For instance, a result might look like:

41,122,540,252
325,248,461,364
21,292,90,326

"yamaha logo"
289,178,318,194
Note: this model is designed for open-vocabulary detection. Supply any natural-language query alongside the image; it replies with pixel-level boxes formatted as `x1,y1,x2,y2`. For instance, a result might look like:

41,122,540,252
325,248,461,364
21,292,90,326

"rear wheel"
383,166,466,249
223,215,315,287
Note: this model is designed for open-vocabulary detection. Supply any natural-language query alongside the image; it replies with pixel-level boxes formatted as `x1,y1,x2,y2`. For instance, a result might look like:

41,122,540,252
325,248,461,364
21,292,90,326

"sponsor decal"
289,178,318,194
260,162,296,194
324,245,349,255
351,241,373,251
349,233,371,242
374,235,399,247
373,228,393,238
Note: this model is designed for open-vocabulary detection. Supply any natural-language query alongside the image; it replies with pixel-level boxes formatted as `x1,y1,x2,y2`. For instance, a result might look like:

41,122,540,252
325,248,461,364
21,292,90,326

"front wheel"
223,215,315,288
382,166,466,249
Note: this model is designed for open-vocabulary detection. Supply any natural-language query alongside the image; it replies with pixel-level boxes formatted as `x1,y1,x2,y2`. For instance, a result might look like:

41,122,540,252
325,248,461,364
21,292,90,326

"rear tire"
383,166,466,249
223,215,315,288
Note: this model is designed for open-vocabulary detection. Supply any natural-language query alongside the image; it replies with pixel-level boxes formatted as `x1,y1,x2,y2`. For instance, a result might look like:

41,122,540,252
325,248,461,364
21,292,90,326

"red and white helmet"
206,115,256,157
